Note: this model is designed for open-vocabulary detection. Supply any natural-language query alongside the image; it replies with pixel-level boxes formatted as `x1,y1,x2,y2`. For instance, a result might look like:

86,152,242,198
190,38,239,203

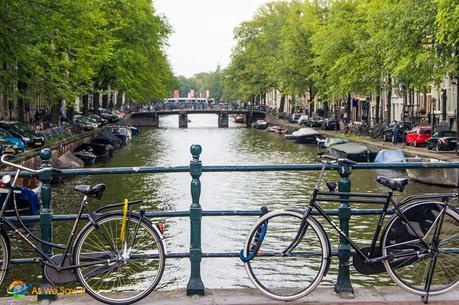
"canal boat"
328,142,375,162
92,130,122,148
284,134,296,141
252,120,269,129
109,126,132,145
324,138,349,148
291,127,319,144
405,158,459,187
51,151,84,169
0,178,41,215
129,126,139,136
234,115,245,123
374,150,405,163
73,149,96,165
76,143,113,161
266,125,288,134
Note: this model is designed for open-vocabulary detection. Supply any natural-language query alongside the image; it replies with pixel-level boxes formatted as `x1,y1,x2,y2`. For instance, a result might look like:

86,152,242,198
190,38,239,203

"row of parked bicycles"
348,121,457,151
0,153,457,304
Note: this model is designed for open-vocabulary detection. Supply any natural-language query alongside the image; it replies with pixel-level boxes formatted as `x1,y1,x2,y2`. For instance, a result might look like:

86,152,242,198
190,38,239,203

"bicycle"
240,155,458,303
0,155,165,304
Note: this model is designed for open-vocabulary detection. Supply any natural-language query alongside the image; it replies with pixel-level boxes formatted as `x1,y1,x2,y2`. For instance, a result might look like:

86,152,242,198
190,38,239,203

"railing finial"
190,144,202,161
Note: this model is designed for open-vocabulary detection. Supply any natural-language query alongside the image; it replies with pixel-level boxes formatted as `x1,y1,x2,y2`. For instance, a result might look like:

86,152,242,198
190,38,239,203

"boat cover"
292,128,318,137
324,138,349,148
374,150,405,163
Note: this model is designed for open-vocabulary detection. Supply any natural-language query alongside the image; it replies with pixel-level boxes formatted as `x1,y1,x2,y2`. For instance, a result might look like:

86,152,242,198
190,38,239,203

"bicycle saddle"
376,176,408,192
74,183,106,199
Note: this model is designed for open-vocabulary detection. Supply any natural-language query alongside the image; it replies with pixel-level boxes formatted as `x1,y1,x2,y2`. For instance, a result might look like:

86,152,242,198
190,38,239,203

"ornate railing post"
187,144,205,295
334,161,354,297
37,148,57,301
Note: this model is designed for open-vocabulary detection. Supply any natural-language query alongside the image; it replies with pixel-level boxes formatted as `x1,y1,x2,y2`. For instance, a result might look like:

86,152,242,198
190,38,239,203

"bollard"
334,161,354,297
37,148,57,301
186,144,205,295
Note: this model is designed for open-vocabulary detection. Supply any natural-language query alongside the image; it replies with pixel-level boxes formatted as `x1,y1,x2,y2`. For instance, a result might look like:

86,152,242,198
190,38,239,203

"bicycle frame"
0,168,144,272
281,161,455,265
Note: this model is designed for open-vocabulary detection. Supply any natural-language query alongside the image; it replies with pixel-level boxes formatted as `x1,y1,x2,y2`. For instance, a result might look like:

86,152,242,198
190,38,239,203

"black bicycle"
0,155,165,304
240,155,458,302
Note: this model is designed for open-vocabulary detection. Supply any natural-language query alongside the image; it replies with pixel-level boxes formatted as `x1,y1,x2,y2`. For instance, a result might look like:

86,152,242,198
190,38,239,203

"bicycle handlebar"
1,154,62,175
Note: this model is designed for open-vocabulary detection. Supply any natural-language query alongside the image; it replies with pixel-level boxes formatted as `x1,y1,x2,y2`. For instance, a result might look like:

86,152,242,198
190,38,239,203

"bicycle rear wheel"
0,231,9,286
382,202,459,296
242,210,329,301
74,213,165,305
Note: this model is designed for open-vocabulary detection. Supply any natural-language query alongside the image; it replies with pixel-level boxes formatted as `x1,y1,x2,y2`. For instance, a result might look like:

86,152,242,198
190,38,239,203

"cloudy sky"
154,0,270,77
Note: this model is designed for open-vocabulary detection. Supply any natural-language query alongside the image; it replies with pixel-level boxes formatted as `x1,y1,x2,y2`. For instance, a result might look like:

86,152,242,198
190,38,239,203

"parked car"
426,130,457,151
0,122,45,148
322,117,340,130
298,115,309,125
73,116,97,131
307,116,323,127
99,108,119,122
0,127,25,154
289,113,301,124
382,122,413,142
406,126,432,147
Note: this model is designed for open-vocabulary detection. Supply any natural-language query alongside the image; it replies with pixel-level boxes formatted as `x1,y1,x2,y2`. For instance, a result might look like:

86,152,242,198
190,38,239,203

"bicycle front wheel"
74,213,165,305
382,202,459,296
242,210,330,301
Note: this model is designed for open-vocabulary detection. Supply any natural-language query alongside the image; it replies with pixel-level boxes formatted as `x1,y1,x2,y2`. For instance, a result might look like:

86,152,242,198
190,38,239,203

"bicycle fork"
422,201,448,304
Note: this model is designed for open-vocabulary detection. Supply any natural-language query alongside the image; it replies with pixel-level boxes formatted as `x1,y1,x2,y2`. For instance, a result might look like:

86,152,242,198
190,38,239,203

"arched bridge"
129,110,266,128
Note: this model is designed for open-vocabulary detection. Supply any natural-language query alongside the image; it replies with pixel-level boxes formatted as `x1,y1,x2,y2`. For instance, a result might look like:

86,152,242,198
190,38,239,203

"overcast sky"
154,0,270,77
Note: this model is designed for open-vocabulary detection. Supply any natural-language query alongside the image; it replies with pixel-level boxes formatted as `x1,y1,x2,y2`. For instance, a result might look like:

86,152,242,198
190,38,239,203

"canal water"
5,114,457,293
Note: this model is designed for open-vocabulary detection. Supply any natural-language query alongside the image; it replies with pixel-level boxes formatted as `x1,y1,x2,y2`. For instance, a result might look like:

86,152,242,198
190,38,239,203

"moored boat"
374,150,405,163
292,127,319,144
51,151,84,169
405,158,459,187
324,138,349,148
328,142,373,162
252,120,269,129
266,125,288,134
234,115,245,123
110,126,132,145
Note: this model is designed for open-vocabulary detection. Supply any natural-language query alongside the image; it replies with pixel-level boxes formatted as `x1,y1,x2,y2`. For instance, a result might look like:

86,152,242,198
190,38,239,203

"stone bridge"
129,110,267,128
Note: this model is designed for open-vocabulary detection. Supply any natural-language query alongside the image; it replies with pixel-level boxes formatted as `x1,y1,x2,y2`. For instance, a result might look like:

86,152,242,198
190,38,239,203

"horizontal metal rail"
4,161,459,178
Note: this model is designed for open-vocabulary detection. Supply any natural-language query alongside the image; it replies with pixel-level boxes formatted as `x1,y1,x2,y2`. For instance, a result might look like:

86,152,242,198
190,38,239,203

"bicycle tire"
382,202,459,296
73,213,165,305
0,230,9,287
242,210,330,301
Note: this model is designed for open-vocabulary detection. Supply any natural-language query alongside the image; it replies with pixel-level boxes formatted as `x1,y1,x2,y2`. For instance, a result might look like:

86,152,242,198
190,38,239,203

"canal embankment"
2,287,458,305
266,115,459,162
0,128,103,171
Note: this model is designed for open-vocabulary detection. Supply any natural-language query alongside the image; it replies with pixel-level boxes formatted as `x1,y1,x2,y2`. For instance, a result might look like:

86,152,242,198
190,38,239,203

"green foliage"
226,0,456,103
175,66,224,100
0,0,173,106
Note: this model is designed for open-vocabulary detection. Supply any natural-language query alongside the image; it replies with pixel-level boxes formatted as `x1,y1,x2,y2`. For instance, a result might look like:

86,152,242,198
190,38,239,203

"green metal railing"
2,145,459,301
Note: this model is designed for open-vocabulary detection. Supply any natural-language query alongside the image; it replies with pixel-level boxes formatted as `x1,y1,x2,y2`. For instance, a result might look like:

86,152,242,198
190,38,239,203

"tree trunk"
93,92,100,114
386,76,392,123
108,92,115,109
82,94,89,115
347,93,352,119
116,92,123,110
279,95,285,113
51,100,62,125
375,85,381,124
17,81,27,123
102,93,108,109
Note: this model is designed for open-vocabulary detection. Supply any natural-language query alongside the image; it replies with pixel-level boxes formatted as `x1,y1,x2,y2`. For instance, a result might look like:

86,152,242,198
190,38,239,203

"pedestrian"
393,123,400,145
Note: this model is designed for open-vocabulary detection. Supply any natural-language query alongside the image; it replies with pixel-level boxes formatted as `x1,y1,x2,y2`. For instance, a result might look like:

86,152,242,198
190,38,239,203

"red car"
406,126,432,147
